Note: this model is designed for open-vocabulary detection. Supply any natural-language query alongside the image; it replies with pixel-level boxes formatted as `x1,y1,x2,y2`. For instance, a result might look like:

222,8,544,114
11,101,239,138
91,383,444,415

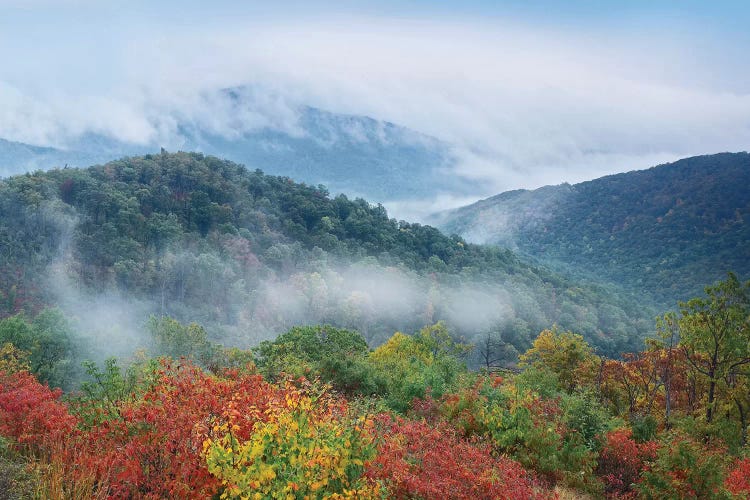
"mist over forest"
2,2,750,498
1,152,654,383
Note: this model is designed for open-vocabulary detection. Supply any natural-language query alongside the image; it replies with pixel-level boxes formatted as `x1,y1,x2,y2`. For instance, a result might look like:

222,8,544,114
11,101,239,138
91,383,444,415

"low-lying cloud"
2,7,749,197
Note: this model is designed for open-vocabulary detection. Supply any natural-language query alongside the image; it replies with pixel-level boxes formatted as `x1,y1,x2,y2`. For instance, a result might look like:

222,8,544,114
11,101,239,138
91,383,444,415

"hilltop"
431,152,750,305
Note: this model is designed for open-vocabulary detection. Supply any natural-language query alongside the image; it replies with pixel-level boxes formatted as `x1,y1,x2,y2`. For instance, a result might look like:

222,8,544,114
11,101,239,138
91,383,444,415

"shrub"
638,431,732,499
595,428,658,497
366,415,545,499
725,457,750,497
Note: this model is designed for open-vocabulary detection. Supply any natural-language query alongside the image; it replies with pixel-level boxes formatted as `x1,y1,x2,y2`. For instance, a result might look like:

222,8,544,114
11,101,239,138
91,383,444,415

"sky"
1,0,749,195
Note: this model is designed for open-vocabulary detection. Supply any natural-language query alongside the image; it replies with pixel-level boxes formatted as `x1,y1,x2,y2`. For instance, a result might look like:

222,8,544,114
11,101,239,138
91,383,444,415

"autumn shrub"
88,359,296,499
367,324,469,413
0,368,103,497
71,356,160,427
1,359,303,498
204,385,379,499
637,431,732,499
0,369,77,455
366,414,545,499
595,428,658,497
725,457,750,497
433,375,495,437
479,385,598,491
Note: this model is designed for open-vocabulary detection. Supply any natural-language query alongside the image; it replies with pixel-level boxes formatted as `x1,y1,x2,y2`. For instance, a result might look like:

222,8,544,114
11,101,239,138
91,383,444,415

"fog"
2,5,750,204
42,239,525,364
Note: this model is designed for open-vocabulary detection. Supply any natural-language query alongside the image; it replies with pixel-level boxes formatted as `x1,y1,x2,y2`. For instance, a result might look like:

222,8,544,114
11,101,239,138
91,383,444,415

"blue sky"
1,0,749,197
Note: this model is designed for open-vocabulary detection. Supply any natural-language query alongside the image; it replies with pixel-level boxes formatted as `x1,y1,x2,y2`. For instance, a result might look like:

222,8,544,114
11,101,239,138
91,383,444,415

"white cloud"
1,13,749,193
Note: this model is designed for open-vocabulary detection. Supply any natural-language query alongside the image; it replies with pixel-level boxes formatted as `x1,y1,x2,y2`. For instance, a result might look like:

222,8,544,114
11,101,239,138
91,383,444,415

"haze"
1,0,749,203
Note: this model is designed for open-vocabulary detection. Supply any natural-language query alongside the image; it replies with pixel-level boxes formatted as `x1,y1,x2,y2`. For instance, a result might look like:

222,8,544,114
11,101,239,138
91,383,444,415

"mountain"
0,152,654,359
0,102,478,204
177,105,477,202
0,138,113,177
429,152,750,305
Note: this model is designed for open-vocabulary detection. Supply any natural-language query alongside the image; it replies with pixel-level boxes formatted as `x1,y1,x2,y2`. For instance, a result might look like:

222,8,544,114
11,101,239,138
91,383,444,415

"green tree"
0,309,75,388
255,325,380,395
677,273,750,425
147,316,213,364
367,323,470,412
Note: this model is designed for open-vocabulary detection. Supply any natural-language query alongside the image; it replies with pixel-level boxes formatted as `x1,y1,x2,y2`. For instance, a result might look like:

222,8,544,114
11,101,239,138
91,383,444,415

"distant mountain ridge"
0,100,477,203
430,152,750,305
0,138,112,176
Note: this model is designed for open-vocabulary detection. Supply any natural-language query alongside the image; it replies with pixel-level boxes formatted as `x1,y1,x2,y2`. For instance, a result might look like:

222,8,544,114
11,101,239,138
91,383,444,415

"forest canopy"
0,152,654,361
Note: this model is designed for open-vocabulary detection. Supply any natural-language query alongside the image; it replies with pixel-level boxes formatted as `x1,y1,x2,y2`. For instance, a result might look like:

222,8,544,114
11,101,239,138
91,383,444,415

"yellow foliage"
520,328,599,392
0,342,30,374
204,390,378,499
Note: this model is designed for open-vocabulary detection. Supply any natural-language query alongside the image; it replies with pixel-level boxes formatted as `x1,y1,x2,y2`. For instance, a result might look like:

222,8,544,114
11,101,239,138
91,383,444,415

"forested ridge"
0,101,472,202
0,151,652,358
433,152,750,306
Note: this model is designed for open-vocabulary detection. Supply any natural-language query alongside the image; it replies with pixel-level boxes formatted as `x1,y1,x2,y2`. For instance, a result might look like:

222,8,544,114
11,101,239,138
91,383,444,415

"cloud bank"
1,7,749,197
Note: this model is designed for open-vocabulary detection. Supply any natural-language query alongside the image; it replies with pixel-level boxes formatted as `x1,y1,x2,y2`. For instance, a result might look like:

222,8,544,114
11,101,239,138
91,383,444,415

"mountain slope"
430,152,750,305
178,105,475,201
0,102,476,204
0,138,110,177
0,152,654,358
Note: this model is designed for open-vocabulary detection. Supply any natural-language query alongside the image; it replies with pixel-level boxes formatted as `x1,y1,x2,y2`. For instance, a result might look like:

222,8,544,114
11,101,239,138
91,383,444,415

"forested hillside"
431,152,750,306
0,151,652,362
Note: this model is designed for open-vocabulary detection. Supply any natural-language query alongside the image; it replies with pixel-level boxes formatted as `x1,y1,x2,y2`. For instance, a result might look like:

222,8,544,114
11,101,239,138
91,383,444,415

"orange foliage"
725,458,750,496
366,414,547,499
595,428,658,498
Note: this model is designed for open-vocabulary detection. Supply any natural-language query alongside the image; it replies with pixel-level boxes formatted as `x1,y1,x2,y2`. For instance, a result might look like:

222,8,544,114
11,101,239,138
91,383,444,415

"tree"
676,273,750,426
0,309,75,389
519,328,599,393
368,324,470,412
476,327,517,372
256,325,369,379
653,312,680,428
147,316,214,364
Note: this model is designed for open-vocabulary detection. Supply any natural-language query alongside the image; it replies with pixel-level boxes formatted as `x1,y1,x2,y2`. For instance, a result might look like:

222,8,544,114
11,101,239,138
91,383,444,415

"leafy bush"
595,428,658,497
365,415,544,499
367,323,469,412
204,385,378,499
725,457,750,497
638,431,732,499
480,385,598,491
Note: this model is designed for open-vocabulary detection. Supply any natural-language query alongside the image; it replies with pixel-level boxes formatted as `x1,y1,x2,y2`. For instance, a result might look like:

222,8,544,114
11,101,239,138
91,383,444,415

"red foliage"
408,392,441,424
0,370,77,451
595,428,658,498
725,457,750,496
0,362,296,499
84,361,287,499
366,414,547,500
